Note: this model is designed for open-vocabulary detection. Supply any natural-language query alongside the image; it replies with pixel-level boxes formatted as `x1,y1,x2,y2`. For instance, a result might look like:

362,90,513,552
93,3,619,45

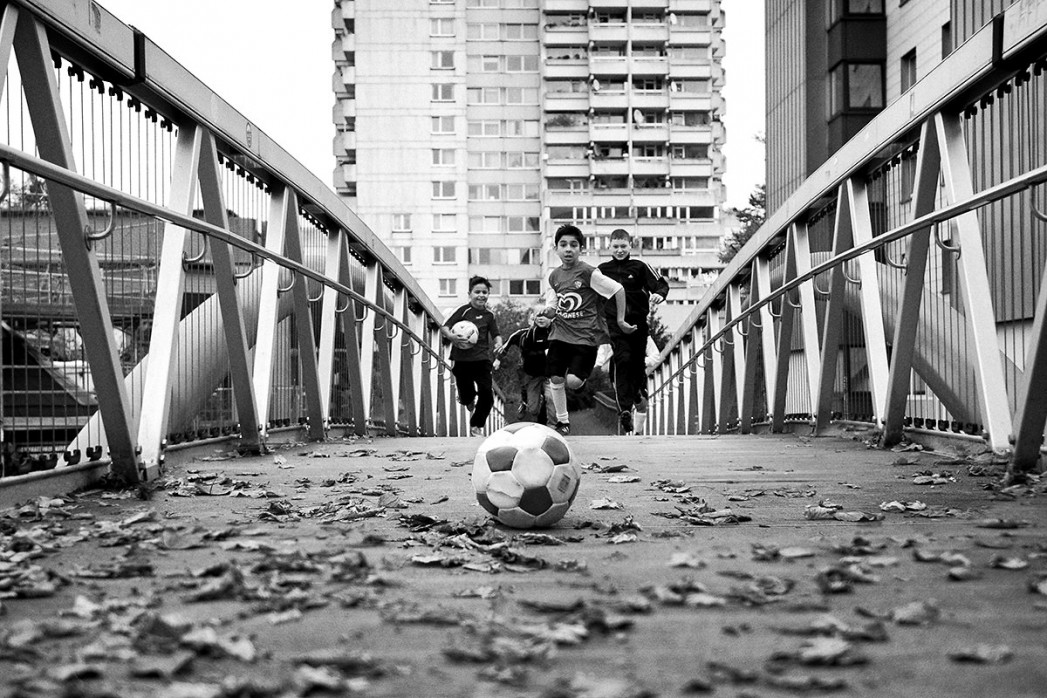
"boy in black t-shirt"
494,304,552,424
441,276,503,437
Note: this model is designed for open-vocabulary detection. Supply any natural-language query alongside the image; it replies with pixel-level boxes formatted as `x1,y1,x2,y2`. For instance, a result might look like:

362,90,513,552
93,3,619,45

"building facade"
331,0,727,318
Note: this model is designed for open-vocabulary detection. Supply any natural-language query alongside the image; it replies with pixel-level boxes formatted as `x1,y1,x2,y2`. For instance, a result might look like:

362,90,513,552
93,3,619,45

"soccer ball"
451,320,479,346
472,423,581,528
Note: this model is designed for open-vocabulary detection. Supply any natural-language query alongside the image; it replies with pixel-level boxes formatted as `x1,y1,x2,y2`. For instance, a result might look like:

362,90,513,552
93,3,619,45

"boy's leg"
524,375,543,421
471,361,495,429
545,341,571,430
451,362,477,409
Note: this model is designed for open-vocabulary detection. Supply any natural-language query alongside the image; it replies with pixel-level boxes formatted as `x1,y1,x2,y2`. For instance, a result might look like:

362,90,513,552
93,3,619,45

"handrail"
0,142,454,368
649,159,1047,395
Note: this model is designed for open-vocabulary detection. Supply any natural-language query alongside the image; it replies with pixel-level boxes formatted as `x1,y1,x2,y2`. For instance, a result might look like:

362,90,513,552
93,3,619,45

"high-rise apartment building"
331,0,727,321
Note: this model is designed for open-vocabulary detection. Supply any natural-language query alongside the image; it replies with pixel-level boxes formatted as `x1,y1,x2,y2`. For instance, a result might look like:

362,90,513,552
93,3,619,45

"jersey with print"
445,304,499,362
544,262,622,346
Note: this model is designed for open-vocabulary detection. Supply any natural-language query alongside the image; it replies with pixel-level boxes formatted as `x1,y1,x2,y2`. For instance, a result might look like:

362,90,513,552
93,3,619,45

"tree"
647,307,672,351
488,299,534,416
719,182,766,265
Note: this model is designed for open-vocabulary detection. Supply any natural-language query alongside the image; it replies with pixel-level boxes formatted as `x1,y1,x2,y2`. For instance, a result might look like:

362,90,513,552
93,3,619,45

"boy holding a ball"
441,276,503,437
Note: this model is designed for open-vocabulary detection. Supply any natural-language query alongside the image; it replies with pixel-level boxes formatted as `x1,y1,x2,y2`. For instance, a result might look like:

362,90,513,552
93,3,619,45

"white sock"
549,380,569,423
633,410,647,434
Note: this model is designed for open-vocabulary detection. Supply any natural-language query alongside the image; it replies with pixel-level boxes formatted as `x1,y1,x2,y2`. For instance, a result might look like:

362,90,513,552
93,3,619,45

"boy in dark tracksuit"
598,228,669,435
441,276,502,437
494,308,552,424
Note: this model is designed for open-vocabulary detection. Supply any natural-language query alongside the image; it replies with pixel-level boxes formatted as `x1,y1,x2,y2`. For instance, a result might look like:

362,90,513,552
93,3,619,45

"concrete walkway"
1,430,1045,697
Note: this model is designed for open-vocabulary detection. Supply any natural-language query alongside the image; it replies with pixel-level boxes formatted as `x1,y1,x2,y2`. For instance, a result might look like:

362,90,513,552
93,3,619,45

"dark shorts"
546,340,599,381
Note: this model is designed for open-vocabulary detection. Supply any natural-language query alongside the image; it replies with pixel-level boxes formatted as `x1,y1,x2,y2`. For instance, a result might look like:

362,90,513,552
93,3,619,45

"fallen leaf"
590,498,624,510
948,644,1013,664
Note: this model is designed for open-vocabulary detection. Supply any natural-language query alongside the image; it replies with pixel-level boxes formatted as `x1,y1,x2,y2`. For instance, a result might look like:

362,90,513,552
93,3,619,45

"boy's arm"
591,269,636,334
641,260,669,305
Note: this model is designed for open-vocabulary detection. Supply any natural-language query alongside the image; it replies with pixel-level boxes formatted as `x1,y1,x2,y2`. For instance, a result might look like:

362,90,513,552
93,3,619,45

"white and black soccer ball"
450,320,479,346
471,423,581,528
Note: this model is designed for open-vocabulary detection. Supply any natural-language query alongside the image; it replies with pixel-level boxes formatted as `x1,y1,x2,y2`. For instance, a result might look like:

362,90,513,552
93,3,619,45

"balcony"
632,0,669,8
591,158,629,176
669,62,711,79
338,2,354,21
669,93,712,110
590,123,629,141
543,27,588,46
631,123,670,141
631,189,674,207
590,0,629,8
669,28,712,46
333,130,356,153
544,128,589,145
590,56,628,75
544,93,589,111
631,91,670,109
669,0,711,11
590,24,629,42
338,65,356,88
334,99,355,121
544,61,589,79
339,163,357,183
544,160,590,178
630,57,669,75
590,91,629,110
668,126,712,144
667,161,712,177
631,24,668,43
544,0,587,10
631,157,670,176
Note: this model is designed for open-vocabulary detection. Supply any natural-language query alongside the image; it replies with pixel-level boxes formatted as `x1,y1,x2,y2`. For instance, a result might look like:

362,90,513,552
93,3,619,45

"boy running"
598,228,669,434
544,224,635,435
441,276,503,437
494,305,552,424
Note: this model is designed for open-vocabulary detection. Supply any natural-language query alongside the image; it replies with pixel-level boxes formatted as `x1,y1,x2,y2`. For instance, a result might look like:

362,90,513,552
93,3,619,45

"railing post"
418,323,436,436
1010,262,1047,475
883,121,941,446
814,191,854,432
400,301,422,437
358,260,380,431
725,283,747,431
317,230,345,430
687,328,702,435
936,112,1013,452
16,15,140,481
700,322,717,434
339,247,368,437
373,279,398,436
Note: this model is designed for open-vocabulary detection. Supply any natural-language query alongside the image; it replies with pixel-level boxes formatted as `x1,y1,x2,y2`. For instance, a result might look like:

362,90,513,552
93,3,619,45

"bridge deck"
2,432,1045,696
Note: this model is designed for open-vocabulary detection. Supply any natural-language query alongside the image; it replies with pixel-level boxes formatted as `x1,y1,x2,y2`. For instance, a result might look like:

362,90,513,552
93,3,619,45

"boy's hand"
452,338,471,350
618,319,637,334
650,293,665,305
492,359,500,370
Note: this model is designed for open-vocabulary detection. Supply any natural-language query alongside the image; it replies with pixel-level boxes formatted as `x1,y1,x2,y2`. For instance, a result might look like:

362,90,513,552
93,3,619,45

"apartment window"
506,152,539,168
431,0,453,4
469,184,501,200
395,246,412,264
546,145,587,160
433,246,456,264
633,11,664,24
392,213,411,231
438,278,457,297
467,23,499,40
432,181,456,198
431,116,455,133
828,0,884,25
468,151,502,168
468,119,501,136
431,51,455,69
670,144,709,159
430,18,455,36
505,184,539,200
505,120,539,137
669,47,708,61
481,55,500,72
518,248,541,264
829,62,884,115
507,216,540,232
594,11,626,24
674,79,709,93
548,46,588,61
671,177,709,192
467,0,499,6
506,55,538,72
470,215,503,232
673,13,710,27
506,87,538,104
433,213,456,232
432,148,455,166
547,79,587,94
670,111,711,126
467,87,501,104
504,23,538,40
508,279,542,296
634,78,664,92
431,83,454,101
547,177,589,192
900,49,917,93
633,144,664,158
504,0,538,7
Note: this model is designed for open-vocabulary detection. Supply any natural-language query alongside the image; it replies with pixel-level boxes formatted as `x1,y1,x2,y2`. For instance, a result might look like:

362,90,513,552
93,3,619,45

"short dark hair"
610,228,632,241
468,275,491,292
554,224,584,246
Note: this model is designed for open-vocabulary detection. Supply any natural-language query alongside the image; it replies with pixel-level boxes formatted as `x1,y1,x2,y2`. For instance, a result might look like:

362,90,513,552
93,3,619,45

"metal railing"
645,5,1047,480
0,0,503,484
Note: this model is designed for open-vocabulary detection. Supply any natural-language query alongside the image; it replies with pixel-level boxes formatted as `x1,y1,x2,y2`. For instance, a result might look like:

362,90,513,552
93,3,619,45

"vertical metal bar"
1011,265,1047,474
793,222,823,421
373,284,397,436
419,324,435,436
436,340,449,436
687,328,701,435
16,17,140,480
815,189,851,432
137,125,200,471
726,283,747,430
358,261,379,428
771,230,800,432
740,269,761,433
0,5,20,96
883,121,941,445
846,177,891,425
337,245,367,436
386,287,407,433
701,322,717,434
197,132,260,452
400,304,421,436
936,112,1012,451
709,309,724,430
279,194,324,441
317,230,344,426
678,334,693,435
251,187,290,439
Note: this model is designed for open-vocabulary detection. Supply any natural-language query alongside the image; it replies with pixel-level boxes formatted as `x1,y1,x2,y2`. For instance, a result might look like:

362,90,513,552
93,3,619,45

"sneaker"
619,410,633,435
470,426,484,437
554,422,571,436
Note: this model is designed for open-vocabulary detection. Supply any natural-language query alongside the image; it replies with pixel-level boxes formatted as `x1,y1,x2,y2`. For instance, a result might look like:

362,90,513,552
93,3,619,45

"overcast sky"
99,0,765,210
